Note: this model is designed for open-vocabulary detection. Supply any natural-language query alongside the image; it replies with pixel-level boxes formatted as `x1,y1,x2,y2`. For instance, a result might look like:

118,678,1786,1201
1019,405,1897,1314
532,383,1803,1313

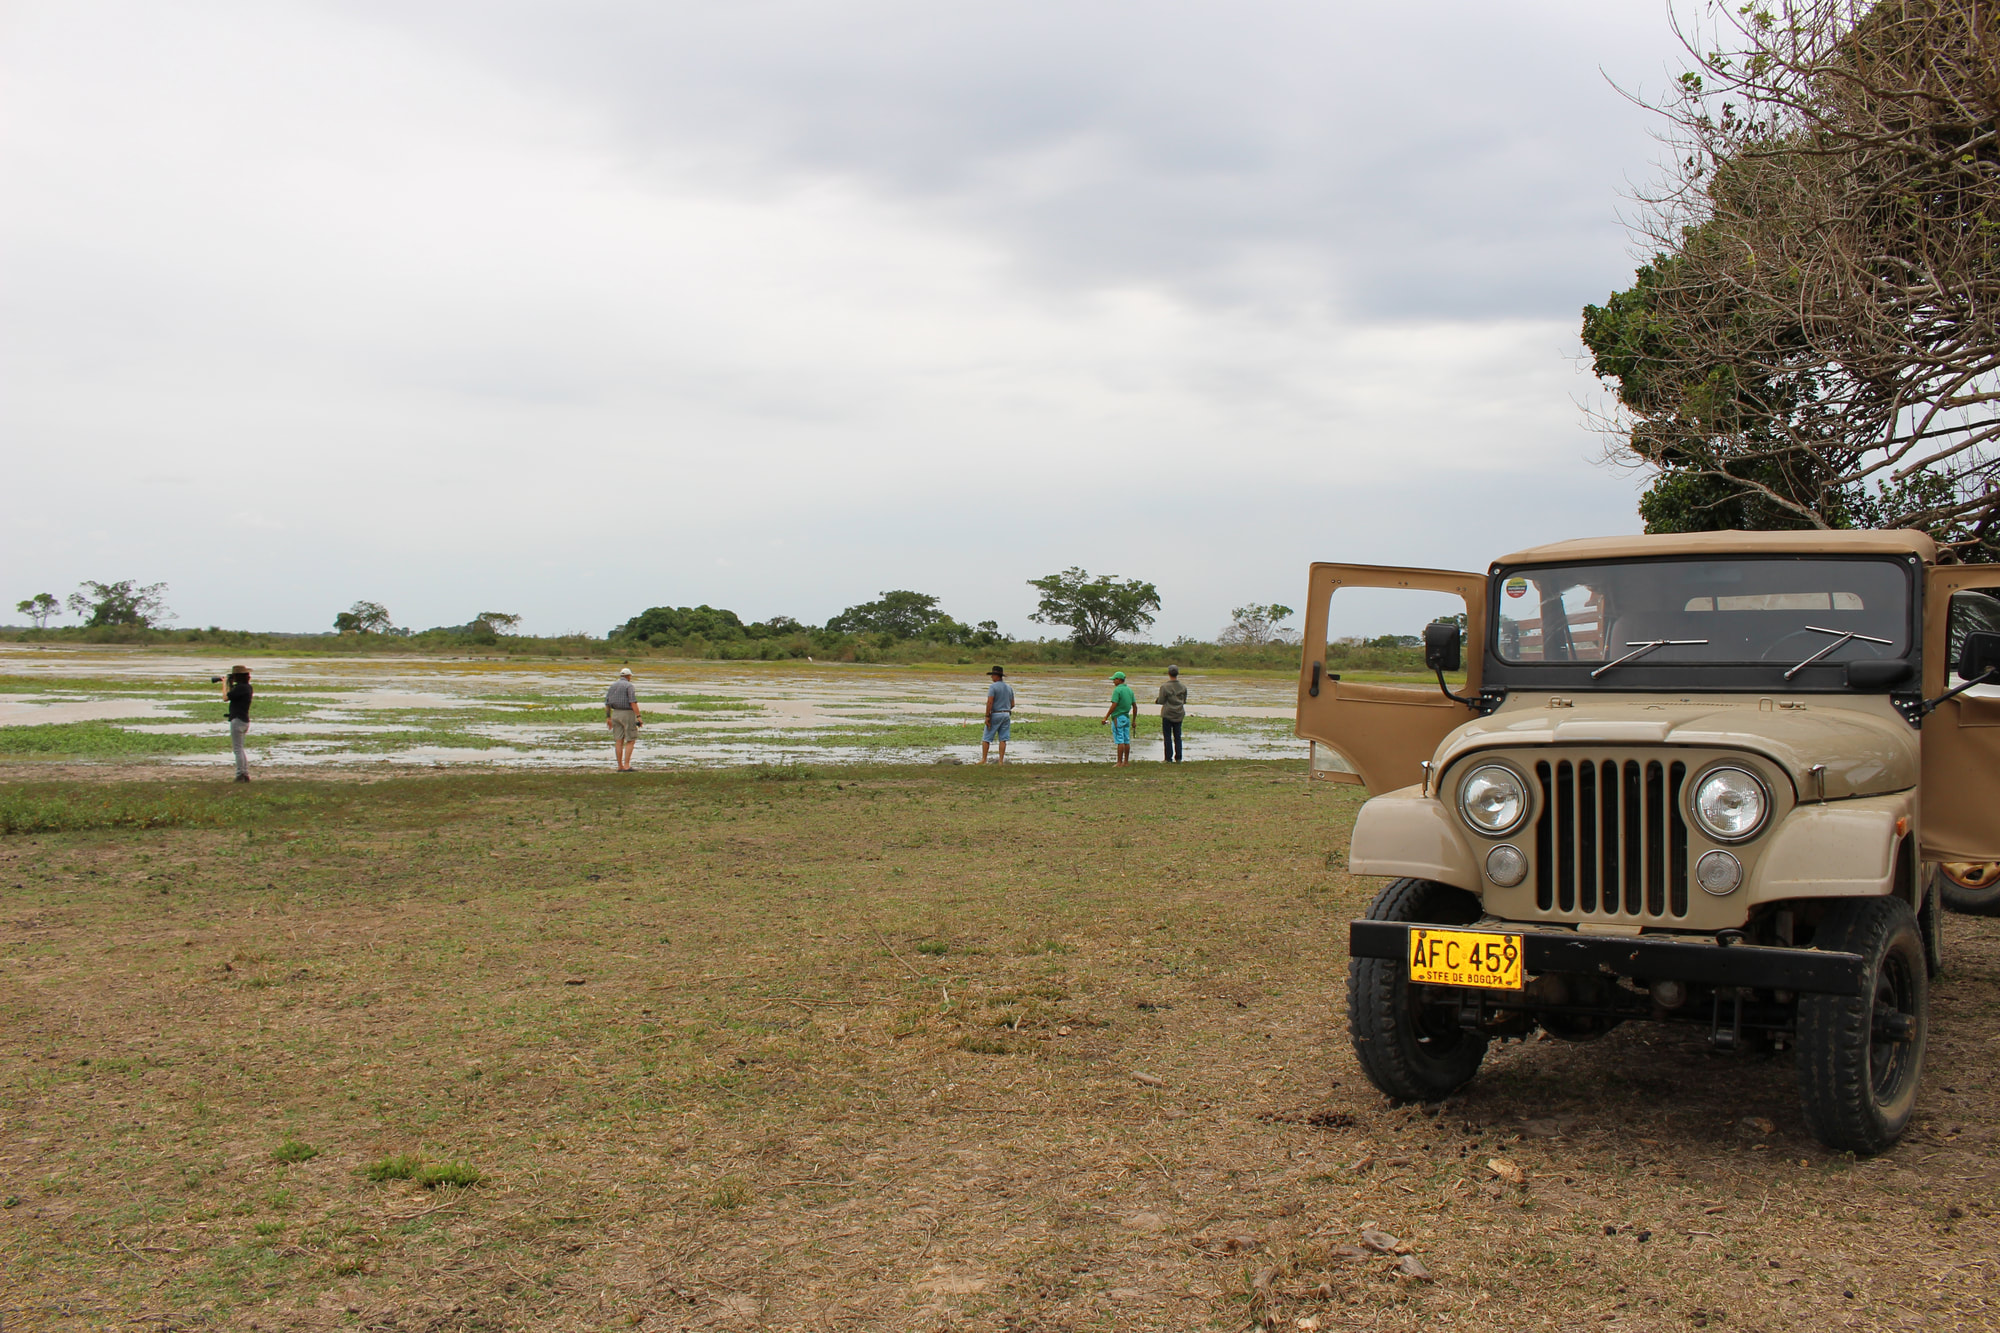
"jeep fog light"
1692,766,1769,842
1696,849,1743,895
1485,844,1528,887
1459,764,1528,835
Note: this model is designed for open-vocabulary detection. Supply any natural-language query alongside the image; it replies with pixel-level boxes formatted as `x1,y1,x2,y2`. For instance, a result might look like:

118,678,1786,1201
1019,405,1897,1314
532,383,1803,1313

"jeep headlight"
1692,766,1770,843
1458,764,1528,836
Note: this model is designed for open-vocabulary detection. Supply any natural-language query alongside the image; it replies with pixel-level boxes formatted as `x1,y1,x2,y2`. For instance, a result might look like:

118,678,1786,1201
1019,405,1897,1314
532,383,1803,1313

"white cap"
619,667,632,677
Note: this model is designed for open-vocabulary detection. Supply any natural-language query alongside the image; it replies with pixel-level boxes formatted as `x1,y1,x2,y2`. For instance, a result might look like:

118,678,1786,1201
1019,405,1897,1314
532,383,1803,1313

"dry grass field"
1,760,1995,1331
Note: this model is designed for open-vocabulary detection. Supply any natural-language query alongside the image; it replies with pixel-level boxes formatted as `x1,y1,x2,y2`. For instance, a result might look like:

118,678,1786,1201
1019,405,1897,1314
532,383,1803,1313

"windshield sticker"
1504,577,1529,599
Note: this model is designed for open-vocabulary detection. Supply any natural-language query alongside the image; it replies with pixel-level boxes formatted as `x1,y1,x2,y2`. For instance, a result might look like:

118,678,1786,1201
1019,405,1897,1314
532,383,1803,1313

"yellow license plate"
1407,928,1524,991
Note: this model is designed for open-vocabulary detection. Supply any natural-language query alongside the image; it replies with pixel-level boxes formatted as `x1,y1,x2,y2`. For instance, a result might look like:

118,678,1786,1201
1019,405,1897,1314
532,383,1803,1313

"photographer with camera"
211,665,254,782
605,667,642,771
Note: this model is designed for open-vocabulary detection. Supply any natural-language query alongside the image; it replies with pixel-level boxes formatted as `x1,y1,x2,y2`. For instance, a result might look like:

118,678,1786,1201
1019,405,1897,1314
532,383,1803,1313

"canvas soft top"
1497,529,1937,568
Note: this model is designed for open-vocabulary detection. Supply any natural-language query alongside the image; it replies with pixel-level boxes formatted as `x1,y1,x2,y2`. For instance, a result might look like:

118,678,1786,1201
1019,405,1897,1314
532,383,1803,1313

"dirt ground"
1,761,1995,1332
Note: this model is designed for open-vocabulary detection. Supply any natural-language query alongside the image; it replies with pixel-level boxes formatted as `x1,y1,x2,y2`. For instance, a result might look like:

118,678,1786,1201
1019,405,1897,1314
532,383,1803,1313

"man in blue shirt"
981,665,1015,764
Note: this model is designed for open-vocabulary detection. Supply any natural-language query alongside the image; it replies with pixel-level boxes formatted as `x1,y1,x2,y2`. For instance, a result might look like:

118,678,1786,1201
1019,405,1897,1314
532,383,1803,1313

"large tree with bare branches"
1583,0,2000,560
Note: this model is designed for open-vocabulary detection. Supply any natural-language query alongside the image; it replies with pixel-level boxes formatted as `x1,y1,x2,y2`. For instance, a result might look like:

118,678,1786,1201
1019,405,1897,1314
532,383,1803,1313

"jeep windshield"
1489,556,1914,688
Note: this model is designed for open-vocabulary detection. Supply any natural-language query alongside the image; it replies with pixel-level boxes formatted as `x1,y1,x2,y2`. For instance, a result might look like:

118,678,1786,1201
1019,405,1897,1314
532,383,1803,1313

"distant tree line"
8,570,1433,671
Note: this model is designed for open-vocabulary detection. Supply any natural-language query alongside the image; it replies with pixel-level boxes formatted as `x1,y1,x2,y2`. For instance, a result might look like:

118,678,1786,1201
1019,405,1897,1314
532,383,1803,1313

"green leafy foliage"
1026,568,1162,653
826,590,1002,647
333,601,400,635
14,593,59,628
609,604,752,646
1583,2,2000,559
826,590,948,638
1219,603,1297,645
66,579,171,628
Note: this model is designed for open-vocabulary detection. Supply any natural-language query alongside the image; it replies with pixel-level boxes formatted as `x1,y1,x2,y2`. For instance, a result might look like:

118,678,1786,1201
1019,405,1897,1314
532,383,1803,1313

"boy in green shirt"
1100,670,1136,766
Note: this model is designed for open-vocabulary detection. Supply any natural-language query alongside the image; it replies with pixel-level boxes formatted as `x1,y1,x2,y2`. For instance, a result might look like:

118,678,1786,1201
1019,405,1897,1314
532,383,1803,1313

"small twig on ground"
871,929,922,979
912,1212,943,1261
1140,1147,1186,1203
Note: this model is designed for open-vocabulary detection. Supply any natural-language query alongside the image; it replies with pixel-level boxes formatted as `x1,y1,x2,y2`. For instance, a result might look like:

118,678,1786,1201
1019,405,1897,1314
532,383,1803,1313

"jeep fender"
1349,784,1480,891
1754,792,1917,900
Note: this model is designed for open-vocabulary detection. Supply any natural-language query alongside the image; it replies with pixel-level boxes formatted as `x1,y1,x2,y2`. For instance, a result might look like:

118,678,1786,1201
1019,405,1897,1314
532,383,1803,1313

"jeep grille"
1532,758,1690,919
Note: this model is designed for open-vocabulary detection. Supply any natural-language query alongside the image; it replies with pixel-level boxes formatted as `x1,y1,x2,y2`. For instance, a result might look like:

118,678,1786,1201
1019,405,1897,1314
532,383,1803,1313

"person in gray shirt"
981,665,1015,764
605,668,643,771
1156,665,1188,763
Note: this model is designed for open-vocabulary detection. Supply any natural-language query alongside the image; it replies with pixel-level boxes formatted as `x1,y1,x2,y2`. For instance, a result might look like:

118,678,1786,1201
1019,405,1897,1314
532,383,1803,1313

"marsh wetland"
0,649,1304,772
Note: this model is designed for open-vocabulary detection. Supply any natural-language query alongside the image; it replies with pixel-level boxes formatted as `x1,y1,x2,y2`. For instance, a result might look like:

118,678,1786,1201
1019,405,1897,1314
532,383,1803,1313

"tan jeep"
1295,530,2000,1154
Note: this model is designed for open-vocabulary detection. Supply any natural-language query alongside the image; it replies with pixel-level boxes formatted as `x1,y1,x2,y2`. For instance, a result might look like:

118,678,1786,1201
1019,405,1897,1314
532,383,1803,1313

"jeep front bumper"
1347,920,1868,998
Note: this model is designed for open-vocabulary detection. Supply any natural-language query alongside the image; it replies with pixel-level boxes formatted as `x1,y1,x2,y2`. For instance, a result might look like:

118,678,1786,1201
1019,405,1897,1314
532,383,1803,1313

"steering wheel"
1757,628,1892,662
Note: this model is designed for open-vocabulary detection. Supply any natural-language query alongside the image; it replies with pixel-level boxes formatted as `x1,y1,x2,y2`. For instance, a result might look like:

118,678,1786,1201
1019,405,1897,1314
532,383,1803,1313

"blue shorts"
983,713,1011,743
1112,714,1132,745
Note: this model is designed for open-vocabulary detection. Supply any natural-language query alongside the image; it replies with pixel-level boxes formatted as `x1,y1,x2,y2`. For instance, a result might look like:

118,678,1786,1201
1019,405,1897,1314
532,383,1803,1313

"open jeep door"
1921,564,2000,861
1295,563,1487,793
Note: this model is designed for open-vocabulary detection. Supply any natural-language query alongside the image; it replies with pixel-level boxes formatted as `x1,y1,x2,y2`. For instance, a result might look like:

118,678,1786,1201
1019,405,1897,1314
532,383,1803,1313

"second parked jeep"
1294,530,2000,1153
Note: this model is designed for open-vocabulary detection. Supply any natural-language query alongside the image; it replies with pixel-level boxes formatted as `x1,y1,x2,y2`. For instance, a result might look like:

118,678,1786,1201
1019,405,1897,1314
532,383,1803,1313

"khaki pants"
608,708,638,741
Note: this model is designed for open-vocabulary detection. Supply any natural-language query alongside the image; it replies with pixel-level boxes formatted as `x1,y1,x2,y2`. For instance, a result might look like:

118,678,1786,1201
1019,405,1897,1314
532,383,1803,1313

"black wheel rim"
1869,951,1917,1104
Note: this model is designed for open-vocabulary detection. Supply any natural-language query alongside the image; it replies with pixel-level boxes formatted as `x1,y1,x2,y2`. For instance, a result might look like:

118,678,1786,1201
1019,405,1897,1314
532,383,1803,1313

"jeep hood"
1434,698,1917,801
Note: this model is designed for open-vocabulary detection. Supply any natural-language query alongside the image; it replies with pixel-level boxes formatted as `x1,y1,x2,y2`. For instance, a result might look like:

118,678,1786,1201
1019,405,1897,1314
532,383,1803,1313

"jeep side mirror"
1423,622,1462,674
1958,630,2000,683
1917,630,2000,720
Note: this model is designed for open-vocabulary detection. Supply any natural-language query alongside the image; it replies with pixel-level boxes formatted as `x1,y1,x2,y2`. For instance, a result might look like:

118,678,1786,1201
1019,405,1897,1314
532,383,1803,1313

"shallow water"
0,647,1306,769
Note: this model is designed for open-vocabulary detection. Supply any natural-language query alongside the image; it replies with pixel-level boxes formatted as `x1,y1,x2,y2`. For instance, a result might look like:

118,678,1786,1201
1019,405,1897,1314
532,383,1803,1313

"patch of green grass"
271,1136,318,1164
705,1177,751,1210
914,940,949,956
0,782,337,836
806,714,1286,748
749,764,820,782
415,1161,482,1190
362,1153,423,1182
1,789,230,835
0,720,225,757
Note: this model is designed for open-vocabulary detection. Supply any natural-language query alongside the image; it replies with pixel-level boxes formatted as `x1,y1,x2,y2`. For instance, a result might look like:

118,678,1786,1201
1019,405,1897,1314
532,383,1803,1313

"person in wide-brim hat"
981,665,1015,764
222,665,254,782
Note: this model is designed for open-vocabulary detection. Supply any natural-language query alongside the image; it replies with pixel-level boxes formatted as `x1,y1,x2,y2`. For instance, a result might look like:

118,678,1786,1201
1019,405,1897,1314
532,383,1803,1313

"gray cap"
1167,665,1179,675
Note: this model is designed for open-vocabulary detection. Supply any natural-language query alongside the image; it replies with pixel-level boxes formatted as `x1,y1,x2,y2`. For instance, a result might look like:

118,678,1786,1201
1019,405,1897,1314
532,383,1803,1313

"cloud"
334,0,1678,320
0,0,1677,639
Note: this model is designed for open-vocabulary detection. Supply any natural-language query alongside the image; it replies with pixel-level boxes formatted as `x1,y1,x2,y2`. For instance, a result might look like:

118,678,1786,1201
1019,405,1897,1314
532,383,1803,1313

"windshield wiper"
1590,638,1710,679
1782,625,1895,680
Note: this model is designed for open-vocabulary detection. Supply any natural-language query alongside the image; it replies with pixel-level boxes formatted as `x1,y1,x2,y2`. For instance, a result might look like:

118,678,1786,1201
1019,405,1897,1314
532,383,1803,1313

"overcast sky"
2,1,1687,641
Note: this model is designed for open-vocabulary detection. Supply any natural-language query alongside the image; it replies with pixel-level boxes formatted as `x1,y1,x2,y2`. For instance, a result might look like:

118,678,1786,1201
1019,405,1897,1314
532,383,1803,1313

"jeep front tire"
1797,896,1928,1155
1346,878,1489,1103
